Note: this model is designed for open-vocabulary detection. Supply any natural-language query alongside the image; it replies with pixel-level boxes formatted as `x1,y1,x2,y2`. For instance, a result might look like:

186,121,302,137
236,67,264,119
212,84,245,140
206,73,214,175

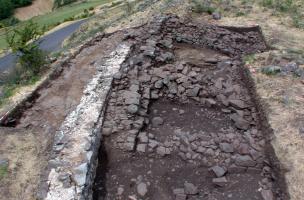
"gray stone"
282,62,298,73
117,186,124,195
125,142,134,151
186,87,200,97
149,140,159,149
230,113,250,130
102,127,112,136
184,182,198,195
229,99,248,109
137,144,147,153
219,143,234,153
168,82,178,94
0,158,8,167
127,104,139,114
235,155,256,167
154,80,164,89
211,166,227,177
152,117,164,126
156,146,167,156
73,163,88,186
212,12,221,20
140,45,156,57
205,98,217,107
138,132,149,143
173,188,185,195
157,52,174,62
212,177,228,186
261,189,274,200
137,182,148,196
175,194,187,200
123,91,141,105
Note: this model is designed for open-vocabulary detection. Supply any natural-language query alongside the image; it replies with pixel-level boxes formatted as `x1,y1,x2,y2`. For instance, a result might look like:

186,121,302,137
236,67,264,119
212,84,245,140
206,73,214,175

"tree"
0,0,14,20
6,21,46,76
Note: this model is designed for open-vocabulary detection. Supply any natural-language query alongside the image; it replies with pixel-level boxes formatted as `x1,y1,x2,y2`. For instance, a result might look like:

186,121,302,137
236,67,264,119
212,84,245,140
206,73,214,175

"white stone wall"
45,44,131,200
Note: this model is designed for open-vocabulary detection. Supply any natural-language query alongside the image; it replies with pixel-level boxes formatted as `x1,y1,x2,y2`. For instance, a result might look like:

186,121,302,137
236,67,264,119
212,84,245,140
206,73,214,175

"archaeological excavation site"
0,13,293,200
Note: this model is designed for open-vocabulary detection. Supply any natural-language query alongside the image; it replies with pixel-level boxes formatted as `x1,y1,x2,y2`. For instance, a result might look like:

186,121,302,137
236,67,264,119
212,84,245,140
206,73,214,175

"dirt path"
0,32,124,200
92,16,288,200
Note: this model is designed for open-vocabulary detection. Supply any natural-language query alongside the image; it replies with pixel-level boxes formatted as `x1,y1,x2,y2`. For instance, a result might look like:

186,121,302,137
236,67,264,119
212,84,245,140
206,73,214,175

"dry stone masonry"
45,44,131,200
92,15,288,200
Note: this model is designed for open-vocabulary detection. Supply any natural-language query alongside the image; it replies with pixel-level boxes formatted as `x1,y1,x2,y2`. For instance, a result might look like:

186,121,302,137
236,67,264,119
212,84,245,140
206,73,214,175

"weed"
261,65,281,75
191,0,215,14
236,11,246,17
0,165,8,180
244,54,256,65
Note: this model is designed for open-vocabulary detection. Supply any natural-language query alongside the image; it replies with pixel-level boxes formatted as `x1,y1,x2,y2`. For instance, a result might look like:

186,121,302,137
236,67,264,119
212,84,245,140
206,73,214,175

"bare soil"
92,30,288,200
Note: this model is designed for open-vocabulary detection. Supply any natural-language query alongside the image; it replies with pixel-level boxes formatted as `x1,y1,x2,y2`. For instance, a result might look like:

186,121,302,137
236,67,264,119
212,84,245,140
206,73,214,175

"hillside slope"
14,0,54,20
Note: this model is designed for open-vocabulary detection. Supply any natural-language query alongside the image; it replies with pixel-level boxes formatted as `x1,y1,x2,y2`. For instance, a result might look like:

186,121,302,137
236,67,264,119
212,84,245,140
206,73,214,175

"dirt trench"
0,32,125,200
92,16,289,200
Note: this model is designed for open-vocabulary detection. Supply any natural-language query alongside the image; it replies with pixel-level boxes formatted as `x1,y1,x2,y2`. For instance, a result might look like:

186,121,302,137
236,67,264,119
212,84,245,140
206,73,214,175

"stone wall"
45,44,131,200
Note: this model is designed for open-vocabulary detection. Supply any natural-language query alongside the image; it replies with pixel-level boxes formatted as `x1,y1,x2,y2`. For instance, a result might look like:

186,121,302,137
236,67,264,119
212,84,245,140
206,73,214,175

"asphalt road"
0,20,86,73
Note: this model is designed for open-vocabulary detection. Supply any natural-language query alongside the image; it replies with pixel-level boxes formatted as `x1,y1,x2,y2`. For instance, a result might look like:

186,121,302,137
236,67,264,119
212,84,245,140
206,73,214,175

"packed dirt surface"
93,16,288,200
0,32,125,200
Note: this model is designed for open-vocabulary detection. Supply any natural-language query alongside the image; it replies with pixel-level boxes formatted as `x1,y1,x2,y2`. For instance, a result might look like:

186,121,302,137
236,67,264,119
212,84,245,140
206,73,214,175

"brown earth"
92,16,289,200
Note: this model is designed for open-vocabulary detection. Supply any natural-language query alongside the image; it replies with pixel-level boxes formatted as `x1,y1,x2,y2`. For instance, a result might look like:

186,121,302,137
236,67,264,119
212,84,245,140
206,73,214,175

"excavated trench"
92,16,289,200
0,15,289,200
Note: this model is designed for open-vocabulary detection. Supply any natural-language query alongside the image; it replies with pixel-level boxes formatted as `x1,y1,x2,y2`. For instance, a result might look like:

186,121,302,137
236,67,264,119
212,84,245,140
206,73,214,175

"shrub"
6,21,47,76
0,0,14,20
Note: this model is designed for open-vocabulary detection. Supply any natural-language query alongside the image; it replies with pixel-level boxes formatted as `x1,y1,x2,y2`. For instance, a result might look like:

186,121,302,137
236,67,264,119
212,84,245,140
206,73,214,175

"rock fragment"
184,182,198,195
212,177,228,187
137,182,148,197
219,143,234,153
211,166,227,177
152,117,164,126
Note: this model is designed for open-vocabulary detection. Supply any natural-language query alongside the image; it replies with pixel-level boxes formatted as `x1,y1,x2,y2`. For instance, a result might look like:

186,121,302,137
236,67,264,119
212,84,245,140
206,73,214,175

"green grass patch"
0,164,8,180
244,54,256,65
0,66,41,107
0,0,110,50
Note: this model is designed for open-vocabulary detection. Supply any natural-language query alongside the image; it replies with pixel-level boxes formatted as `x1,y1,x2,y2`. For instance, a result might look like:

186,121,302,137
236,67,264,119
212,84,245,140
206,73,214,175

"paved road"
0,20,86,73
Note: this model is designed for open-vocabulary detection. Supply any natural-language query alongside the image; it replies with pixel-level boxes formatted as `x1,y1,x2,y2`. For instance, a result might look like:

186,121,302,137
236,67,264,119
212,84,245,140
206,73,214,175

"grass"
191,0,216,14
0,66,41,107
260,0,304,29
0,165,8,180
0,0,110,50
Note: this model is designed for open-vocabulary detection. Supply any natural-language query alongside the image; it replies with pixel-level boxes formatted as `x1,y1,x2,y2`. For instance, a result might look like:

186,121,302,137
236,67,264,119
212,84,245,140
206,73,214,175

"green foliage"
191,0,216,14
261,65,281,75
244,54,256,65
53,0,78,9
260,0,293,12
0,165,8,180
6,21,46,75
0,17,20,28
0,0,14,20
0,0,33,20
12,0,33,8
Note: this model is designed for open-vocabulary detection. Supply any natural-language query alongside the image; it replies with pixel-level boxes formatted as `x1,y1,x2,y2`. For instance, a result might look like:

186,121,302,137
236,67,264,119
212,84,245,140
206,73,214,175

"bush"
0,0,14,20
1,17,20,27
6,21,46,76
